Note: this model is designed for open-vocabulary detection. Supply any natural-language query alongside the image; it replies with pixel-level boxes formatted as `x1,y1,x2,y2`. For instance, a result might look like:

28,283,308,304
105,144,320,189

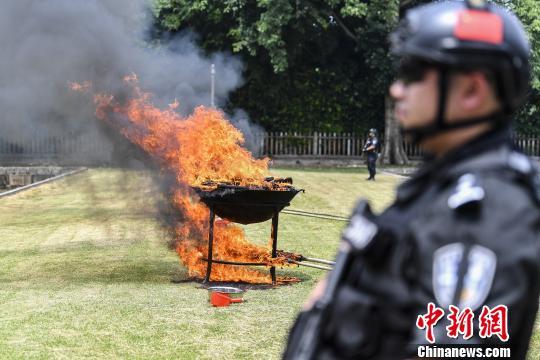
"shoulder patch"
447,173,485,209
507,152,532,174
433,243,497,311
433,243,464,308
507,152,540,204
459,245,497,310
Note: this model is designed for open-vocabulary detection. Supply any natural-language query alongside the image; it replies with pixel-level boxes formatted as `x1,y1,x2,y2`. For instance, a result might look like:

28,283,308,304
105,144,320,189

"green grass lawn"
0,167,537,359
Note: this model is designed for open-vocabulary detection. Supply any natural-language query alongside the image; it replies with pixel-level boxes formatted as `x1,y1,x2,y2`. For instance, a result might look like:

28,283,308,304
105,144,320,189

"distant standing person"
363,128,379,181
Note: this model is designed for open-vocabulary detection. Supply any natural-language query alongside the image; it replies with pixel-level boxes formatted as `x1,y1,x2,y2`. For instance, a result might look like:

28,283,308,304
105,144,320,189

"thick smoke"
0,0,258,164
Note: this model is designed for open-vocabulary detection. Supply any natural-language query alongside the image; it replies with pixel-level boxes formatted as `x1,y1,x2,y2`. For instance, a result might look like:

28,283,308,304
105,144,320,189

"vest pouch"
320,284,381,359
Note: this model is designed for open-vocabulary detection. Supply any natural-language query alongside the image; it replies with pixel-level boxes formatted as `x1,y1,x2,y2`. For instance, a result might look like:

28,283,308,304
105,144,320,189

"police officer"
284,1,540,359
363,129,379,181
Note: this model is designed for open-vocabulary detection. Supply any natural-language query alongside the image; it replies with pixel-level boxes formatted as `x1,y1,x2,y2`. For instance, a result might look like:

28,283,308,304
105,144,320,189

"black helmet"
391,0,530,112
391,0,530,110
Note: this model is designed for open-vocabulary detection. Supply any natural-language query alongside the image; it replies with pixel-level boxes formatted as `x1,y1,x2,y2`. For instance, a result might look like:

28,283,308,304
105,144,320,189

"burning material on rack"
75,76,306,284
195,182,302,284
77,77,341,284
193,181,302,225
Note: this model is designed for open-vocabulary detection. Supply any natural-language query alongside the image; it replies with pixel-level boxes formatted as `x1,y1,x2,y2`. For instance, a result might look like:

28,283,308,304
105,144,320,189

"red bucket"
210,292,244,307
208,286,245,307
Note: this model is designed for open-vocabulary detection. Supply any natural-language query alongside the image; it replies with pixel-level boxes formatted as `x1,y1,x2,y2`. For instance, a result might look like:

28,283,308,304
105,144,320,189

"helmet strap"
436,68,449,128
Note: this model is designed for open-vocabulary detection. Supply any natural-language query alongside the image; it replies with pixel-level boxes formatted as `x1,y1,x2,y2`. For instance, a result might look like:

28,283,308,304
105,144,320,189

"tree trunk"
381,95,409,165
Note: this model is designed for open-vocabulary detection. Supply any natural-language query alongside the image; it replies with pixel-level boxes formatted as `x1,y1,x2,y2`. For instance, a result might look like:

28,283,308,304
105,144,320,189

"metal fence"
254,132,370,157
2,132,540,164
0,135,112,165
255,132,422,158
257,132,540,159
0,137,102,157
514,135,540,157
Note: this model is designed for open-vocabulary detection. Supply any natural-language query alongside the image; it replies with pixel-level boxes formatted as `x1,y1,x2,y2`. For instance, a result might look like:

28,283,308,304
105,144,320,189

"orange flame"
88,77,298,284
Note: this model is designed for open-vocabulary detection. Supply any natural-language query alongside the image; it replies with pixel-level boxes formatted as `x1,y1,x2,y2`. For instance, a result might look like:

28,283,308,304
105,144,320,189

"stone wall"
0,166,75,189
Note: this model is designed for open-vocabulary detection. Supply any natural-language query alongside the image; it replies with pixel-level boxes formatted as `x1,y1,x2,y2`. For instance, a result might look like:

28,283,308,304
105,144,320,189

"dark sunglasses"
396,59,434,85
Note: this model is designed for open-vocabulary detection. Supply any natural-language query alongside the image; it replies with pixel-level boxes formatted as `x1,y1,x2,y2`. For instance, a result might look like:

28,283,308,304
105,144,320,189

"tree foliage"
153,0,540,135
153,0,399,133
499,0,540,134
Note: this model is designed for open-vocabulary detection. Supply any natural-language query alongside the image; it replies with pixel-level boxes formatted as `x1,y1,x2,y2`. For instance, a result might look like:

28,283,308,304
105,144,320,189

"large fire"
75,75,298,284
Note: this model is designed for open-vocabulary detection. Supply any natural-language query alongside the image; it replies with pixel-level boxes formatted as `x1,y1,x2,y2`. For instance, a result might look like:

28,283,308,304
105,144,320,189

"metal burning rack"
193,180,302,285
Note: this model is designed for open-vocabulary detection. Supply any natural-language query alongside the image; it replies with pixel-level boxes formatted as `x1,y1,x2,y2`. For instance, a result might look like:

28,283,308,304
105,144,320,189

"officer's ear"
455,71,499,113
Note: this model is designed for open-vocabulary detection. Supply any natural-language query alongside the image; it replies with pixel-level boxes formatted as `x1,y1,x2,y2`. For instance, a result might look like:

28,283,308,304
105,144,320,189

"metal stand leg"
270,212,279,285
204,208,215,283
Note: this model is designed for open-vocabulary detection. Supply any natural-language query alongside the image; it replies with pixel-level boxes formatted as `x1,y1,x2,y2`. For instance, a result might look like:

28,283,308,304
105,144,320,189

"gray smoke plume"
229,109,265,156
0,0,258,165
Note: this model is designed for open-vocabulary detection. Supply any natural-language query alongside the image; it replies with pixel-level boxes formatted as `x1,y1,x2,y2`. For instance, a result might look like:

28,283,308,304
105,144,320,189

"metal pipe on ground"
288,260,332,271
281,209,349,222
299,256,335,266
0,168,87,198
